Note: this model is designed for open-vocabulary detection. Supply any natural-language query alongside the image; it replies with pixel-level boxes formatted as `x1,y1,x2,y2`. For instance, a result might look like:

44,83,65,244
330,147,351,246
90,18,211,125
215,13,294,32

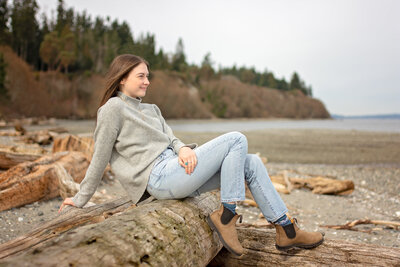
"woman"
59,54,324,256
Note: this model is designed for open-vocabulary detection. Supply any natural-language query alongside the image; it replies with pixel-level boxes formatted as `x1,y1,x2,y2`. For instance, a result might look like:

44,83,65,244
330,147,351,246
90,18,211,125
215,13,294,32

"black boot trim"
221,207,235,225
282,223,296,239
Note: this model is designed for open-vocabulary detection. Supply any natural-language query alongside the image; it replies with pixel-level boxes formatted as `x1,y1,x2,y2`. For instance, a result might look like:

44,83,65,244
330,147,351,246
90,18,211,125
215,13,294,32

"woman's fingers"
58,198,75,213
58,203,65,213
179,153,198,175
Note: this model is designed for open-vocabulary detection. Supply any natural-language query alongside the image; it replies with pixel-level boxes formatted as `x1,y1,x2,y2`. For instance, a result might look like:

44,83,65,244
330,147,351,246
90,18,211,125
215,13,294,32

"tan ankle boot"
207,205,244,256
274,218,324,250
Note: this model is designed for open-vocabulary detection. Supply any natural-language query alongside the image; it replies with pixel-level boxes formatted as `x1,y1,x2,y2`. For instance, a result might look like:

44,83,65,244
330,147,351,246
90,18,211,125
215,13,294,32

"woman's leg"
188,154,288,222
244,154,288,222
147,131,247,202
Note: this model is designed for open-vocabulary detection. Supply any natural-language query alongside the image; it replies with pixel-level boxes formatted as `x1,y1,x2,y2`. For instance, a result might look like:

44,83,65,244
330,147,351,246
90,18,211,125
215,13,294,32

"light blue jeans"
147,131,288,222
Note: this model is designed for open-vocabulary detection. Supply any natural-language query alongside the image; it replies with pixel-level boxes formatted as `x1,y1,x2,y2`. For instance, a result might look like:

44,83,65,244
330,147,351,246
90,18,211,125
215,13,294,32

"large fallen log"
209,227,400,266
0,151,89,211
0,192,222,266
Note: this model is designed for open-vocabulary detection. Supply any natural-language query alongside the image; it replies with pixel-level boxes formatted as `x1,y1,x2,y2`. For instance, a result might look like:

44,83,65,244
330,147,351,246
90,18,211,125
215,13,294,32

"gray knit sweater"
71,91,197,207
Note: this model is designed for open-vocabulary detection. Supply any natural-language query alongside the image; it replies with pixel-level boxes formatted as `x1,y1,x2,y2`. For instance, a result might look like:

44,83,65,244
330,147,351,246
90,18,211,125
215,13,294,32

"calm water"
43,118,400,135
168,119,400,133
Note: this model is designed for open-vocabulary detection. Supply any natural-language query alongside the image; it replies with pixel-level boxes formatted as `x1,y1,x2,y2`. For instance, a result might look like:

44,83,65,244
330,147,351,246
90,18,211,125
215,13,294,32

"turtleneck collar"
117,91,142,108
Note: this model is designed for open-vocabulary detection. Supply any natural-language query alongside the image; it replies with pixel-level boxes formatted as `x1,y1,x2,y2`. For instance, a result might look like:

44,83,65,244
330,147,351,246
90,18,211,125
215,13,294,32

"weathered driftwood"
322,219,400,233
0,144,48,169
52,134,94,159
271,173,355,195
20,129,64,146
0,151,89,211
0,197,135,260
12,117,56,127
0,150,42,169
209,227,400,266
55,163,112,204
0,192,222,266
52,134,113,181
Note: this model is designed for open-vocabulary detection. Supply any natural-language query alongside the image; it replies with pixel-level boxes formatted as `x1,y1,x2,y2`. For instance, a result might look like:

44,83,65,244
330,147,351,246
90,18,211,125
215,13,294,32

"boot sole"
207,216,243,257
275,237,324,251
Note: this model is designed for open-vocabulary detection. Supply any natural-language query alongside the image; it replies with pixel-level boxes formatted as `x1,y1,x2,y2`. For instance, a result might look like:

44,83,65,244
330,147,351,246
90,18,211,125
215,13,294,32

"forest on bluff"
0,0,329,119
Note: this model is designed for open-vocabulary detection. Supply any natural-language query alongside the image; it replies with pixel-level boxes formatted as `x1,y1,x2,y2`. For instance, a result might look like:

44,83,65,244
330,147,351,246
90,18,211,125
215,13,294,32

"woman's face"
120,62,150,98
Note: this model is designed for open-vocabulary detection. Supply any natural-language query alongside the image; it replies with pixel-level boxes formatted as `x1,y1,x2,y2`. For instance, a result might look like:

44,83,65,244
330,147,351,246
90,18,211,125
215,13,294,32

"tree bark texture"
0,151,89,211
209,227,400,267
0,192,222,266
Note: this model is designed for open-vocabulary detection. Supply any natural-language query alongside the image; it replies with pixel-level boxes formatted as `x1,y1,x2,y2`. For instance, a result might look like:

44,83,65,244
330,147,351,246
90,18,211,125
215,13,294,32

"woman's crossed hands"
178,147,197,175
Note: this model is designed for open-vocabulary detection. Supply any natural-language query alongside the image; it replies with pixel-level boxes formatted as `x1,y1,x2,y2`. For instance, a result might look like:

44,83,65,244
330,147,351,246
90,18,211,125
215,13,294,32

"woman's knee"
226,131,248,147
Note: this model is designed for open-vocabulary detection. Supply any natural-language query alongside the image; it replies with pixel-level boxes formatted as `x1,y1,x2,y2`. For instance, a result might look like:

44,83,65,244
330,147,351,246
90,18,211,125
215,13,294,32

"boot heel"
207,216,243,257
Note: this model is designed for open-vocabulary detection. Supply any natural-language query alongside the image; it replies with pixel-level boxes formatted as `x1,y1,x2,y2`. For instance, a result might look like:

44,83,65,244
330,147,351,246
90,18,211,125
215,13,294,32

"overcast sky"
37,0,400,116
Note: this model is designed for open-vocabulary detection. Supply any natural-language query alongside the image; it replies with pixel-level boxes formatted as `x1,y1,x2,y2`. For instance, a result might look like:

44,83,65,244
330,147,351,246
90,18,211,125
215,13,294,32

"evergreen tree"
0,52,7,98
10,0,40,66
40,31,59,70
276,78,289,91
198,52,215,80
290,72,302,91
0,0,10,44
171,38,187,72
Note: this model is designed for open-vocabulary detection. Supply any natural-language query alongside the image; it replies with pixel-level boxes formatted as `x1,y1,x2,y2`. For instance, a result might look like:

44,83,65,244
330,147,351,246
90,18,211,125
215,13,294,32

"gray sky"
37,0,400,116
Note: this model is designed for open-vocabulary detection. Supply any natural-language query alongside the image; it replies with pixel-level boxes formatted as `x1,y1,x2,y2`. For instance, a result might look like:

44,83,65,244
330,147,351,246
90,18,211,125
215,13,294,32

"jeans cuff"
221,197,246,203
268,208,289,223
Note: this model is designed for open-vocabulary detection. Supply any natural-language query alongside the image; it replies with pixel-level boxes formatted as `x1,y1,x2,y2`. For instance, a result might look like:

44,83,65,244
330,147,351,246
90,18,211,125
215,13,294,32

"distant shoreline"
10,117,400,135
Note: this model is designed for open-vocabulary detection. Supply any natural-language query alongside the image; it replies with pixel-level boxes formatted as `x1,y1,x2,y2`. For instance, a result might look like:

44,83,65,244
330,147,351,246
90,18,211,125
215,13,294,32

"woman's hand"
58,197,76,213
178,146,197,175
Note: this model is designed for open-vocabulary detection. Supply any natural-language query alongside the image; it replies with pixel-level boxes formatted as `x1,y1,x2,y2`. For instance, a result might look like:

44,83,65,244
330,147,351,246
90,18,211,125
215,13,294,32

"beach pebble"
38,211,44,216
17,217,23,222
395,211,400,218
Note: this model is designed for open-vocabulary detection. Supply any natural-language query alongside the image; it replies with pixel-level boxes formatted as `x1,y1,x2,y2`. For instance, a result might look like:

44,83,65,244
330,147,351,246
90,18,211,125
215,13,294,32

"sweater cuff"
71,193,88,208
174,142,198,154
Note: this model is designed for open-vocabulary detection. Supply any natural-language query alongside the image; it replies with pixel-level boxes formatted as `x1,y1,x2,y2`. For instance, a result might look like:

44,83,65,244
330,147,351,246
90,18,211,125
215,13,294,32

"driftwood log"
0,151,89,211
0,144,48,169
209,227,400,266
0,192,222,266
52,134,94,159
0,150,43,169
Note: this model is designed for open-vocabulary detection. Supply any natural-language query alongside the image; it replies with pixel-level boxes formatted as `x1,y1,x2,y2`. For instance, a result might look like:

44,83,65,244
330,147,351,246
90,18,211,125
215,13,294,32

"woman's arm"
69,105,121,208
153,104,197,153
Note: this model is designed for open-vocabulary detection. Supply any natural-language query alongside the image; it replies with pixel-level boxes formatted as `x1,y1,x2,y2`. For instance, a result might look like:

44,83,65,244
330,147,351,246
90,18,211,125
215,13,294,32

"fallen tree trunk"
0,144,48,169
0,192,222,266
0,151,89,211
209,227,400,266
0,150,43,169
0,197,135,259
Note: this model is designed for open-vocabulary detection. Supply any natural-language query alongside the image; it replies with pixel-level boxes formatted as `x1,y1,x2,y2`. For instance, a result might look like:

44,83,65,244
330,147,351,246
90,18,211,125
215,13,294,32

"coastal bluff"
0,45,329,119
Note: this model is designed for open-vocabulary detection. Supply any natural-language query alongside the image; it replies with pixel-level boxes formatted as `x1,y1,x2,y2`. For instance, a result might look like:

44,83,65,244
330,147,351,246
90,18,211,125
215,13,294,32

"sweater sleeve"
153,104,197,153
71,104,121,208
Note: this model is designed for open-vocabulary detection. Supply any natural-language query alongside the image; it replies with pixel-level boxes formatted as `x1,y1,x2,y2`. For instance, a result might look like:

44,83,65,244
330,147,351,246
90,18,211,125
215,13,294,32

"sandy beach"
1,126,399,248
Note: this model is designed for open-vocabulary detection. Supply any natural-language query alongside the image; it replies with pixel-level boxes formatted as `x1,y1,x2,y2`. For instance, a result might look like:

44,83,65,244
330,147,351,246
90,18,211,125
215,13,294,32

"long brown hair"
99,54,149,108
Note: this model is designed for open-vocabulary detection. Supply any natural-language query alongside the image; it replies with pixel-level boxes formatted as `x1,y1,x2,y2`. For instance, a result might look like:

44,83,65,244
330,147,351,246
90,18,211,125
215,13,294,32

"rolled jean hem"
221,197,245,203
269,208,289,223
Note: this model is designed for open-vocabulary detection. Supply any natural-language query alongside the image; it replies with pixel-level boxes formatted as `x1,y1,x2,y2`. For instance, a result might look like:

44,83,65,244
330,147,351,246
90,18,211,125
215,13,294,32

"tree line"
0,0,312,97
